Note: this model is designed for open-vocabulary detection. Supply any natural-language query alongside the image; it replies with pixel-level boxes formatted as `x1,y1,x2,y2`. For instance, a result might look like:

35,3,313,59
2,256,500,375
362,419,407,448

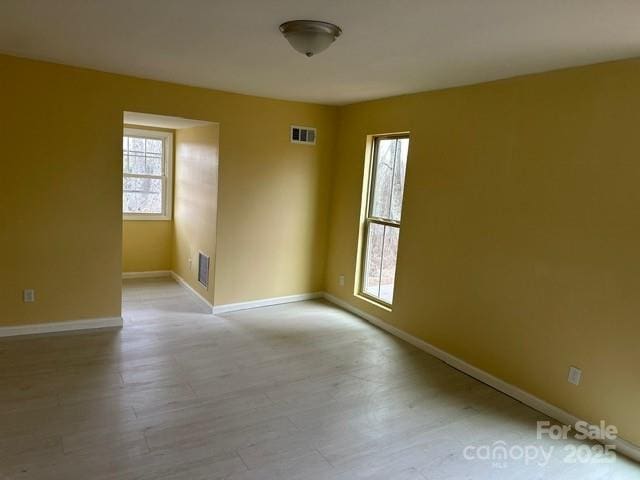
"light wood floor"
1,278,637,479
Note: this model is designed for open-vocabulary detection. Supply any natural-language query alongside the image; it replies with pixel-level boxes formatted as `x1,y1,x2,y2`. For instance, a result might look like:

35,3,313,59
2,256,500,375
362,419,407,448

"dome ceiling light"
279,20,342,57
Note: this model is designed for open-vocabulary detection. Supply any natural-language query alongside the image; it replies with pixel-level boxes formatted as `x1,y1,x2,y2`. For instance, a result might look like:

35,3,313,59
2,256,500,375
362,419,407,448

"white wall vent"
290,125,316,145
198,252,210,288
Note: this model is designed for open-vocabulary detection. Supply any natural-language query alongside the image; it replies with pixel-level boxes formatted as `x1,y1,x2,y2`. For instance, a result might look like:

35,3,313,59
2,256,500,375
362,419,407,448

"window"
122,128,173,220
359,135,409,306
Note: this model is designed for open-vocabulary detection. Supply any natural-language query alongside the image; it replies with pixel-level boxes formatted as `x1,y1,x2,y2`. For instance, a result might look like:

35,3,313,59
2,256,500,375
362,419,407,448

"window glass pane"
129,137,145,153
370,138,408,222
363,222,384,298
379,225,399,303
146,138,162,154
123,154,144,175
123,177,163,214
370,139,397,219
389,138,408,221
363,223,401,303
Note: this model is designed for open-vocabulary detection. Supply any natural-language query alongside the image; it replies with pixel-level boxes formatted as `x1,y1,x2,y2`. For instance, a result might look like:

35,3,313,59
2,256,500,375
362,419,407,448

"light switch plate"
23,289,35,303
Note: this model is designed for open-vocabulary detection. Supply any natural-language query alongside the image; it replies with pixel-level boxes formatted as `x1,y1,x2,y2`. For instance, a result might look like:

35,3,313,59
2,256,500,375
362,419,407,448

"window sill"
123,215,172,221
355,293,393,312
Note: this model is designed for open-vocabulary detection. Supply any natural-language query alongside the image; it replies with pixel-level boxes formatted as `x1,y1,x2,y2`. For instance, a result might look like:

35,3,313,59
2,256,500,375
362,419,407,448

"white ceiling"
1,0,640,105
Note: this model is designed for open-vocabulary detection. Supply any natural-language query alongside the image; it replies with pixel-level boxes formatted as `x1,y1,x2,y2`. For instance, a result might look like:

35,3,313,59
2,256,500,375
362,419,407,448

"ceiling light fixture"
279,20,342,57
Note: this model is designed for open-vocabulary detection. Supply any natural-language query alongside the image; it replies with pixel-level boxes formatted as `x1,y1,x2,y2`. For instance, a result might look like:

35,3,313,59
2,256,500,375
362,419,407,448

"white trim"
123,215,172,221
169,271,322,315
122,270,171,279
123,128,173,221
170,272,214,313
0,317,123,338
212,292,323,315
322,293,640,463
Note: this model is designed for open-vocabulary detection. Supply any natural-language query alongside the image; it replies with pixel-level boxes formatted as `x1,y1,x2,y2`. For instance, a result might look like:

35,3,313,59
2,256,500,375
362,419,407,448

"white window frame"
357,133,410,309
123,128,173,221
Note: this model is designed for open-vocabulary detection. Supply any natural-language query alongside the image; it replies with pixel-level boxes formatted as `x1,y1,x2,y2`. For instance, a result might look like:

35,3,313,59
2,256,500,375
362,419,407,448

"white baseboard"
170,272,214,312
0,316,123,338
122,270,171,279
154,272,321,315
322,293,640,462
212,292,323,315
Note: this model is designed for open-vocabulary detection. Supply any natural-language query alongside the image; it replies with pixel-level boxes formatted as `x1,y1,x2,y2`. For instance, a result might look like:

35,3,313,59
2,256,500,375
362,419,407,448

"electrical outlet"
23,289,35,303
339,274,345,287
189,247,195,271
568,366,582,386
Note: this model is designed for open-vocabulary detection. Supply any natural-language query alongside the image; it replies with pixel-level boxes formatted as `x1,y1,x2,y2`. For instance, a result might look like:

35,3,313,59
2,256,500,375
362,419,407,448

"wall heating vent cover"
290,125,316,145
198,252,210,288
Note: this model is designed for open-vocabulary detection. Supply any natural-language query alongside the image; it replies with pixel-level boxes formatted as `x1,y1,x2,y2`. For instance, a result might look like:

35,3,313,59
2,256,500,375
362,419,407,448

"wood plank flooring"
0,277,637,479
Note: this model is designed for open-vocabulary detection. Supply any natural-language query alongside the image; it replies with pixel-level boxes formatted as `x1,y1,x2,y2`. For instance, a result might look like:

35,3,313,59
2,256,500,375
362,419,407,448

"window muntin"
123,129,172,220
360,135,409,306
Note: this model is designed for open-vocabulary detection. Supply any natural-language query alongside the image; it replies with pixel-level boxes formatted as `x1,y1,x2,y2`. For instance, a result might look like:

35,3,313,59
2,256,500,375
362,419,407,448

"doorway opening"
121,111,219,314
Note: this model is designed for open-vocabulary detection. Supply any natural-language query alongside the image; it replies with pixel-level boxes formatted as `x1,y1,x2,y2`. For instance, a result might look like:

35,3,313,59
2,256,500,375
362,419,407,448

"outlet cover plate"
568,366,582,385
23,289,35,303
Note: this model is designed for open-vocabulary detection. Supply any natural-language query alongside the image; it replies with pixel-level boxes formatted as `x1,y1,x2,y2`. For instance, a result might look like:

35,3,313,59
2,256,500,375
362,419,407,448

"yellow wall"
325,60,640,445
212,104,334,306
172,124,219,305
1,53,336,325
122,221,172,272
